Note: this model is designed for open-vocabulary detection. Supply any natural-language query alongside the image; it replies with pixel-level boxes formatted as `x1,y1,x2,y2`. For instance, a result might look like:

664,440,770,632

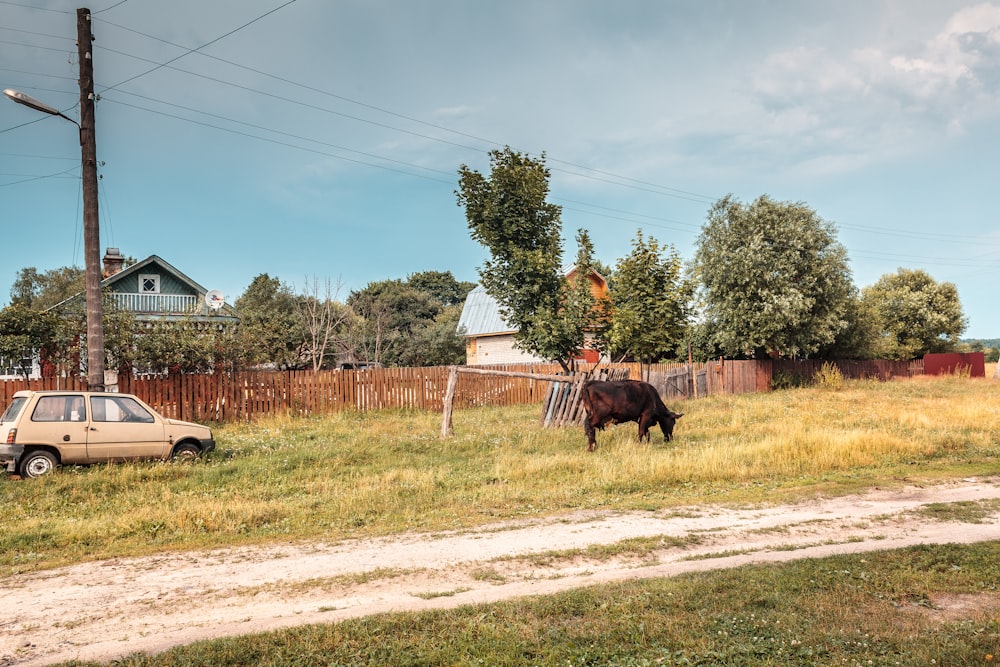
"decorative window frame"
139,274,161,294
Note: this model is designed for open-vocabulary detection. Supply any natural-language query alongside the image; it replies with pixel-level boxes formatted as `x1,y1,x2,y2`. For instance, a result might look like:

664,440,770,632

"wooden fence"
0,359,924,424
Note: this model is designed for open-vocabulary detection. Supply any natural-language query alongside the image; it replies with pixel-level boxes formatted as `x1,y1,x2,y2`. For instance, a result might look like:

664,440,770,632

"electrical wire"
3,3,996,277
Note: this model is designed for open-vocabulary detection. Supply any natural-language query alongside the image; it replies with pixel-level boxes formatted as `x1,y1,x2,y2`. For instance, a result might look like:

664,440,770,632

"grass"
3,374,1000,576
65,541,1000,666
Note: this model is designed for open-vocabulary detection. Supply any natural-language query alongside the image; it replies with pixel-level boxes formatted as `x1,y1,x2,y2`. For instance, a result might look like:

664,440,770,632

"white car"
0,390,215,478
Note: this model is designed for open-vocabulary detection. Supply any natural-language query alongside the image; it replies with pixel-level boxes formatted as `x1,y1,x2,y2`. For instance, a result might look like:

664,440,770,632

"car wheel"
171,443,200,461
19,450,58,478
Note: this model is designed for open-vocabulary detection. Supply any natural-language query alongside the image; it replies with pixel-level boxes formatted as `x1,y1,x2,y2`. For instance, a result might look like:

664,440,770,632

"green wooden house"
92,248,238,324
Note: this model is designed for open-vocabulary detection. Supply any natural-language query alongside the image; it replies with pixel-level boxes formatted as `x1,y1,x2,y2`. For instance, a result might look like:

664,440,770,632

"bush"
770,370,807,390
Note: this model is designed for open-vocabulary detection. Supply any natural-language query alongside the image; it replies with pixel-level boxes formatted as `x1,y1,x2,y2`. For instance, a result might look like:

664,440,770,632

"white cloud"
740,2,1000,175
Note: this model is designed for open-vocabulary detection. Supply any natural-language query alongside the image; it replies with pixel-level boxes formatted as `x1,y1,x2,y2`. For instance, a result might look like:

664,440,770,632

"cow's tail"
579,380,595,416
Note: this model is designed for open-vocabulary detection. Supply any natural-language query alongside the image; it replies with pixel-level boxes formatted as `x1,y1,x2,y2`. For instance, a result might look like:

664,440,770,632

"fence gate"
539,366,630,428
647,366,693,401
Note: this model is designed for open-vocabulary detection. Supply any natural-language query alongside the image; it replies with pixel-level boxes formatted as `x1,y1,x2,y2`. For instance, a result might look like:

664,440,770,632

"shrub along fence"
0,359,923,424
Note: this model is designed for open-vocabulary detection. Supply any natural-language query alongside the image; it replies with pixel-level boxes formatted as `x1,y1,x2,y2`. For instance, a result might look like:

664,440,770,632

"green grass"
64,542,1000,666
3,374,999,575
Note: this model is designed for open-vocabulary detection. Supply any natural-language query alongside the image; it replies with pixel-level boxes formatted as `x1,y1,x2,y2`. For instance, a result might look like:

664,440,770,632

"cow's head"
661,411,683,441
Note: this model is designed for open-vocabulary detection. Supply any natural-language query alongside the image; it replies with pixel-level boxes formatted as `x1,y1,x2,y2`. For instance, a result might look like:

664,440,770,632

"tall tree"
457,146,594,371
600,231,689,367
692,194,853,359
860,268,966,359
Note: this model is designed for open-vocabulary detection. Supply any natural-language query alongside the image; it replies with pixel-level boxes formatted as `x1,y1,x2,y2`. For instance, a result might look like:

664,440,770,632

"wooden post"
440,366,459,437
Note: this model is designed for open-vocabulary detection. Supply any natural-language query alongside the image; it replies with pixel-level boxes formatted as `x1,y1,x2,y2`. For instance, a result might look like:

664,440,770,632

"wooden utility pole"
78,7,105,391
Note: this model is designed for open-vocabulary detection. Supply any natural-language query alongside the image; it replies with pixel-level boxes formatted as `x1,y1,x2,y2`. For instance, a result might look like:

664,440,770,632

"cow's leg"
584,417,598,452
637,413,655,442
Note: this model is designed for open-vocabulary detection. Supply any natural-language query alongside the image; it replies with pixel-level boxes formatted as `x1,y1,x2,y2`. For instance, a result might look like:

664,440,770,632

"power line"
91,14,720,206
5,4,996,278
98,0,299,94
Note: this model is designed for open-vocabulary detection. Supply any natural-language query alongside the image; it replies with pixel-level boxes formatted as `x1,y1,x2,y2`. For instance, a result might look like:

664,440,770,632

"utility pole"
78,7,105,391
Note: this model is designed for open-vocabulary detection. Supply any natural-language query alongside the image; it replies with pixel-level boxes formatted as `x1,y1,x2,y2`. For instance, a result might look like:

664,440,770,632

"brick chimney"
102,247,125,277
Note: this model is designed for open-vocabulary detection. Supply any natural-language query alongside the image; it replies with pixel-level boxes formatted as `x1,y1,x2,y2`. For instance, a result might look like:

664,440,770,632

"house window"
139,274,160,294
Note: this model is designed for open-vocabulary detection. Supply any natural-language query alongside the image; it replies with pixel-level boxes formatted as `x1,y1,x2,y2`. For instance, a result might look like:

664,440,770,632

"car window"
90,396,155,423
32,395,87,422
1,396,28,423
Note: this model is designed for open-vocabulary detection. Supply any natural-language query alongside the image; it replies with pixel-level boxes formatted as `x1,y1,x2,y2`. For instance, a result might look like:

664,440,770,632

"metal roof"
456,285,514,337
456,266,608,338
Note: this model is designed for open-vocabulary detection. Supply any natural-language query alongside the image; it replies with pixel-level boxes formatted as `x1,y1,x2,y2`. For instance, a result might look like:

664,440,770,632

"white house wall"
467,334,547,365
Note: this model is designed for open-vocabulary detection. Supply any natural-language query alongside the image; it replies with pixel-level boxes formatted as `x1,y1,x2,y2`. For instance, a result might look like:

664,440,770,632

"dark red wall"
923,352,985,377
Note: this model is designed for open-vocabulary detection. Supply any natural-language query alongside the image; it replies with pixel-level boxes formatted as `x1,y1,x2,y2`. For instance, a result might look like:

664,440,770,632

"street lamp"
3,8,105,391
2,89,76,123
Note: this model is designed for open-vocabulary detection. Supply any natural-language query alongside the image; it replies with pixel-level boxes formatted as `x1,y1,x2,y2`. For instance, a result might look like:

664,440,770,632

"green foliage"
132,320,217,374
769,369,808,390
458,147,594,371
600,230,689,364
402,304,468,367
0,303,62,376
406,270,475,307
8,265,85,311
347,274,469,367
818,292,880,359
861,268,967,360
234,274,309,369
692,194,854,359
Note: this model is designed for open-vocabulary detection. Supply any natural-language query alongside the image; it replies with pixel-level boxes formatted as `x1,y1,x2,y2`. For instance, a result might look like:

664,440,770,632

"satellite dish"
205,290,225,311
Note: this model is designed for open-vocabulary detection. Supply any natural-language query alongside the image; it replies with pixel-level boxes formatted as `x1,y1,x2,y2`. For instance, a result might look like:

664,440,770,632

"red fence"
0,359,924,424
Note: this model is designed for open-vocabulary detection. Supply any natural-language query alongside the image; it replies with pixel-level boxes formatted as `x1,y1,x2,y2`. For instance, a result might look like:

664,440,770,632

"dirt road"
3,476,1000,666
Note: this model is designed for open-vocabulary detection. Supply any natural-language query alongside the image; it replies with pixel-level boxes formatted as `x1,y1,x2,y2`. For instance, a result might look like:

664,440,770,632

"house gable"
106,256,202,298
50,251,238,323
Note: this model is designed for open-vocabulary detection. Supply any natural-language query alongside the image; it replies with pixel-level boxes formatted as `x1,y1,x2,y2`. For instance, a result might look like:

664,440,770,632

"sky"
2,0,999,339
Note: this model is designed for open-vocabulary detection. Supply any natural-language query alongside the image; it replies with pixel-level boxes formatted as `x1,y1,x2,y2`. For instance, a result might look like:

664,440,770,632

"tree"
860,268,966,360
299,276,353,371
817,292,880,360
133,320,216,374
457,146,595,371
10,266,85,311
600,231,689,367
406,271,475,308
0,304,62,378
402,305,468,367
234,274,308,369
347,279,441,367
692,194,853,359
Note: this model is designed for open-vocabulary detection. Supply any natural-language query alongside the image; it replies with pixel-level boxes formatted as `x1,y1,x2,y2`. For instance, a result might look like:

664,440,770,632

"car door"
24,394,90,464
86,395,167,461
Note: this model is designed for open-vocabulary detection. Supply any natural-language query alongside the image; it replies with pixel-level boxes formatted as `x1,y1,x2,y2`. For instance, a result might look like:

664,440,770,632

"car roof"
12,390,137,398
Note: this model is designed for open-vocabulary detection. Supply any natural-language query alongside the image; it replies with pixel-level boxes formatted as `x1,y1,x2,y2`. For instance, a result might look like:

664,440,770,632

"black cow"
580,380,683,451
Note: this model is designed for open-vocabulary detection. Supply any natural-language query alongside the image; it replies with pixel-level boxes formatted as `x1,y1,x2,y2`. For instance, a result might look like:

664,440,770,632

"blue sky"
2,0,999,338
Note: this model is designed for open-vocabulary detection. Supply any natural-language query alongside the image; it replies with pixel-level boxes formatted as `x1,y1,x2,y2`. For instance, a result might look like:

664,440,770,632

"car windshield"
1,396,28,423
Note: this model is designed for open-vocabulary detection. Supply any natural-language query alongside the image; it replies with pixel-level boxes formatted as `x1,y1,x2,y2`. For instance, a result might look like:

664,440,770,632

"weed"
814,361,845,389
